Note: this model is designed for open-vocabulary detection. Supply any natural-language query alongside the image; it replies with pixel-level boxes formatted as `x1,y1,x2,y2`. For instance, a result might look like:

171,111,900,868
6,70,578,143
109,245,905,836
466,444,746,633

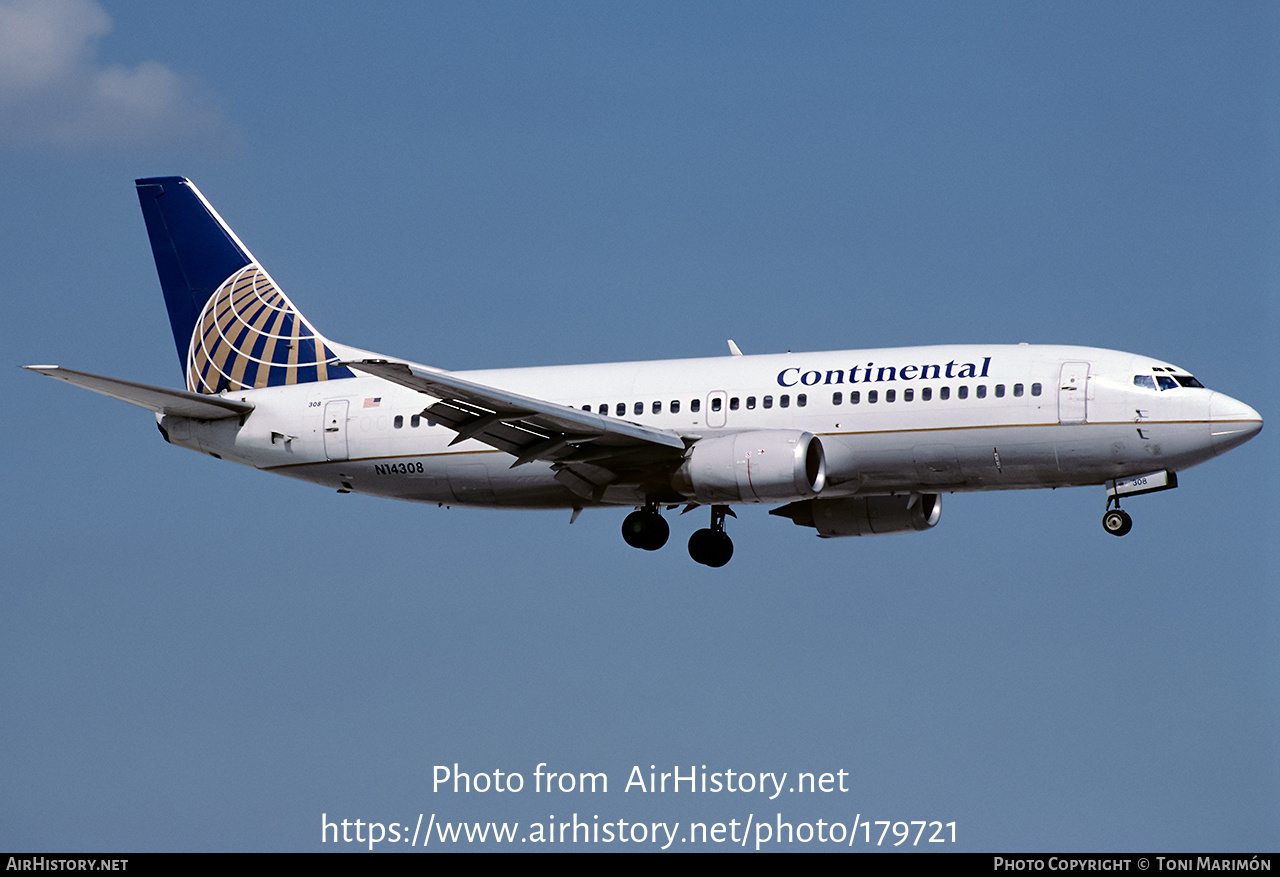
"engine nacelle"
771,494,942,537
673,430,826,504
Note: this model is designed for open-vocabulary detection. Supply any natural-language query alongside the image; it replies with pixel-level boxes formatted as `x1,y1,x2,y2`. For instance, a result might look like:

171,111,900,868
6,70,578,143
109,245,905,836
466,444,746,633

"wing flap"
25,365,254,420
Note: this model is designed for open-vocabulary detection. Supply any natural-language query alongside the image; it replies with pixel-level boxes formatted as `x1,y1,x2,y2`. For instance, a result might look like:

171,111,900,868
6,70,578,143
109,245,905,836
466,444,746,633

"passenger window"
746,396,756,409
763,396,773,409
849,391,860,404
832,392,843,405
1031,383,1042,396
885,389,895,403
598,403,608,415
904,388,914,402
780,395,790,408
671,400,681,414
868,390,878,404
616,402,626,416
394,415,404,429
711,398,722,412
797,394,807,407
940,387,950,400
958,386,968,400
411,415,420,427
652,401,662,414
729,397,739,411
921,387,931,401
691,399,701,413
995,384,1005,398
976,385,986,399
1013,383,1024,397
634,401,643,415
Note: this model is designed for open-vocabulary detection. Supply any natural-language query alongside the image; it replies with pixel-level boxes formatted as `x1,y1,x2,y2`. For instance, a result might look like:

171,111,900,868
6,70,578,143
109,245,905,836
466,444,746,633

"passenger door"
323,400,350,461
1058,362,1089,424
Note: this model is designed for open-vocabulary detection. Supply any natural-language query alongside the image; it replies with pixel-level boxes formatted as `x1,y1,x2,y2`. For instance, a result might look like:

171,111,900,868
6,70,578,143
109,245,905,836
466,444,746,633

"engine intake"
674,430,826,504
771,494,941,537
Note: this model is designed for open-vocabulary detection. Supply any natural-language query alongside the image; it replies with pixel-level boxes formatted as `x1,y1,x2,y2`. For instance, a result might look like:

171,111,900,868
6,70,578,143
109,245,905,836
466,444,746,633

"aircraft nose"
1208,392,1263,455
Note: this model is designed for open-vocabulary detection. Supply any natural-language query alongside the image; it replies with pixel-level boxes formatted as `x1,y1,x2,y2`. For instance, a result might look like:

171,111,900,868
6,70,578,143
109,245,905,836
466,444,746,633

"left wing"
346,360,690,500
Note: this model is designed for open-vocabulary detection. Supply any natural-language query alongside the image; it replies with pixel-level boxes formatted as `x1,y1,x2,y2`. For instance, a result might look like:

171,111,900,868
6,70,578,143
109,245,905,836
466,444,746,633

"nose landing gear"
1102,497,1133,537
688,505,735,567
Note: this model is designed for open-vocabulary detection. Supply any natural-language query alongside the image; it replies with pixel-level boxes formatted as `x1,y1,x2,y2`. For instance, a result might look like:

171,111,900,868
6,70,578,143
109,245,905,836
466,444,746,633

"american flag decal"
363,397,382,408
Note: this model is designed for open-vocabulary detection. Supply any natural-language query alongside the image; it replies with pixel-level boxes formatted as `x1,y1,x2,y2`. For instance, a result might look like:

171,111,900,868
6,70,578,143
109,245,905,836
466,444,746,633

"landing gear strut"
688,505,734,567
1102,496,1133,537
622,502,669,551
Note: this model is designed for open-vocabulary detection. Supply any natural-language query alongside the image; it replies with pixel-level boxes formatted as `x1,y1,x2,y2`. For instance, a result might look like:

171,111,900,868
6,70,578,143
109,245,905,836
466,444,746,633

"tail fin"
135,177,353,394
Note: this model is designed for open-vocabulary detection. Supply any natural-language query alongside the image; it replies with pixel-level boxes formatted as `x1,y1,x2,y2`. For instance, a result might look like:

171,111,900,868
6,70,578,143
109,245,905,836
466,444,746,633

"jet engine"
673,430,826,504
770,494,942,537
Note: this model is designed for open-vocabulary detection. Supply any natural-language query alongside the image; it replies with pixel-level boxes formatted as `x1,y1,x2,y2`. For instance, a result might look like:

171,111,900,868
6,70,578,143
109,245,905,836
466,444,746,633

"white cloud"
0,0,235,150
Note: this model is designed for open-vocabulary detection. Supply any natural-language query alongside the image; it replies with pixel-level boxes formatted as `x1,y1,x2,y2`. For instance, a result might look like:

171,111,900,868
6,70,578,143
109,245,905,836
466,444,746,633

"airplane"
26,177,1263,567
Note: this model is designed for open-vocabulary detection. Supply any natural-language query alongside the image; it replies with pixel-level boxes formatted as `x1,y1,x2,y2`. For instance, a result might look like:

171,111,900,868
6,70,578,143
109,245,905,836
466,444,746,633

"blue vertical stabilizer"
134,177,352,394
136,177,254,373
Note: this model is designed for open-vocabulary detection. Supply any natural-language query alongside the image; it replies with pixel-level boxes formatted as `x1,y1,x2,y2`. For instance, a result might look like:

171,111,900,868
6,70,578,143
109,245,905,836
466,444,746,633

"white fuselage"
155,343,1261,510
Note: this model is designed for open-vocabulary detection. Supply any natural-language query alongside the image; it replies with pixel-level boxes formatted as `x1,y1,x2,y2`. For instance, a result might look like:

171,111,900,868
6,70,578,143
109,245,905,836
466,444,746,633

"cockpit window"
1136,373,1203,391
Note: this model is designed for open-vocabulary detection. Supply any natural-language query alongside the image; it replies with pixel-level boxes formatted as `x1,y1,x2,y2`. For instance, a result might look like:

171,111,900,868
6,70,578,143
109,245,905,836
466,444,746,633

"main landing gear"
688,505,734,568
620,502,736,566
621,502,669,551
1102,497,1133,537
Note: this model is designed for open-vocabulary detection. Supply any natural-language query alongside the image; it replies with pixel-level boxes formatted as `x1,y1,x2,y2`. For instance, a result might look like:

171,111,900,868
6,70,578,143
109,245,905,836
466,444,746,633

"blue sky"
2,1,1275,852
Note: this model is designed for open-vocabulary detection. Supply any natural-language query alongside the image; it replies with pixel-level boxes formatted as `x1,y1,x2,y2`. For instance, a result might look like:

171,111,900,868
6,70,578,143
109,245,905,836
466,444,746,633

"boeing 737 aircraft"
27,178,1263,566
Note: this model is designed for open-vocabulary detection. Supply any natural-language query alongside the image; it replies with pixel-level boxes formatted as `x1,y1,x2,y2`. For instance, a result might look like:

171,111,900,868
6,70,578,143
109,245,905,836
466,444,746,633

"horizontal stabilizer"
24,365,254,420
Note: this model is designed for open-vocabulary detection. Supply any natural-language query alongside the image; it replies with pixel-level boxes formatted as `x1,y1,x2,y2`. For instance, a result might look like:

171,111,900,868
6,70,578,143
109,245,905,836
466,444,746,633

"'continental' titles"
778,356,992,388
